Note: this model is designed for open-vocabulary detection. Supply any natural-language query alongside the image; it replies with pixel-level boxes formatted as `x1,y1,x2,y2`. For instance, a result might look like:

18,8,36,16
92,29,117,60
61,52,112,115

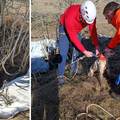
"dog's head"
101,49,116,58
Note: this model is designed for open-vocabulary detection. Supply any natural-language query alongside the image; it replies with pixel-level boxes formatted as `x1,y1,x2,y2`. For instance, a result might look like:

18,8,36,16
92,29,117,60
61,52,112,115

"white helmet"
80,1,96,24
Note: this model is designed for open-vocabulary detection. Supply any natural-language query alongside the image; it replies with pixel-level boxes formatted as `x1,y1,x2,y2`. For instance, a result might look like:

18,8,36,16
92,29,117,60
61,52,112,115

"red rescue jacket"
60,5,99,52
107,9,120,49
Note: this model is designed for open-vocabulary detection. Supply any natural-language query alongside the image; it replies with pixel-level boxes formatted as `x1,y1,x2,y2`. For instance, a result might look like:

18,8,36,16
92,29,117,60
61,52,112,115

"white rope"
76,104,120,120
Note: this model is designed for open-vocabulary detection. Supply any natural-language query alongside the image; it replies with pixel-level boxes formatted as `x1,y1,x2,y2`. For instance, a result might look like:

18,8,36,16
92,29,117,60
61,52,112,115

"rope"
64,55,86,80
76,104,120,120
65,55,86,69
0,80,13,105
32,55,86,91
75,113,99,120
86,104,114,118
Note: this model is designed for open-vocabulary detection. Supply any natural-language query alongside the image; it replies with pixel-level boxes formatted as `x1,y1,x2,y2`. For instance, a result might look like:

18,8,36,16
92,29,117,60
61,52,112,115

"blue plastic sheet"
31,39,59,74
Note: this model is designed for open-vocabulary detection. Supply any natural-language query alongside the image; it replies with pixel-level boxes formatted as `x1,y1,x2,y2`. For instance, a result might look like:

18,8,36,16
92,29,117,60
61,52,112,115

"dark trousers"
58,24,82,76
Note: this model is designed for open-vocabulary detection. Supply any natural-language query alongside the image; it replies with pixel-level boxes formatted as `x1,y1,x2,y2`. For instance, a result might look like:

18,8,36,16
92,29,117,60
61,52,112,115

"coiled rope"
0,80,13,105
75,104,120,120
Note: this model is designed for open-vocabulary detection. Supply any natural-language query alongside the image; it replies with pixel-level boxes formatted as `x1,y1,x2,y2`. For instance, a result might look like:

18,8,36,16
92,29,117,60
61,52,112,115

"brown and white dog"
88,49,116,86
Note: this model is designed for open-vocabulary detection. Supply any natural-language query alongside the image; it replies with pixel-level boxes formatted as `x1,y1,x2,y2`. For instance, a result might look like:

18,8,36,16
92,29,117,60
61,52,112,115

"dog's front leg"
88,60,98,77
106,63,111,78
99,64,106,87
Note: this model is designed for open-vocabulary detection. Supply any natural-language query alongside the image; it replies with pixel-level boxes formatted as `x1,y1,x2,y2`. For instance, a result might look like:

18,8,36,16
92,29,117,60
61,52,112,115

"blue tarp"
31,39,59,74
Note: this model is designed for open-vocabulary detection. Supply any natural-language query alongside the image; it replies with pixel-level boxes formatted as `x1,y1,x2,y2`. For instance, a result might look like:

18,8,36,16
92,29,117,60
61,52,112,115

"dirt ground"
31,0,120,120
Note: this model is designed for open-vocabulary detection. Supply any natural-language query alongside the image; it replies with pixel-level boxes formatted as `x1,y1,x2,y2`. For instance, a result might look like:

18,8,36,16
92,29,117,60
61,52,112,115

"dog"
88,49,116,86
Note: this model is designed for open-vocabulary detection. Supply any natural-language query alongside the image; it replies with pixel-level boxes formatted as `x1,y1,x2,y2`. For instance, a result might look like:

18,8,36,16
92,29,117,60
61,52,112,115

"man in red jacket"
103,1,120,101
58,1,100,85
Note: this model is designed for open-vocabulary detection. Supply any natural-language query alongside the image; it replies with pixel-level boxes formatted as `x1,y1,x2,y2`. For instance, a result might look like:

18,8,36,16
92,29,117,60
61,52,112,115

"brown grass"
31,65,120,120
31,39,120,119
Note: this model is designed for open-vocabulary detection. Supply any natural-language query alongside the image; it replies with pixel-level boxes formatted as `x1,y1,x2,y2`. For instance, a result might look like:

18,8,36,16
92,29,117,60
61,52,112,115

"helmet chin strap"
79,13,86,24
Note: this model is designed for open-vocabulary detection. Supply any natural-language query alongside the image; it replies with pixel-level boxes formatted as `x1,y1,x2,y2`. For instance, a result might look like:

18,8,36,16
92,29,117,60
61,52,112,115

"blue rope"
93,54,97,57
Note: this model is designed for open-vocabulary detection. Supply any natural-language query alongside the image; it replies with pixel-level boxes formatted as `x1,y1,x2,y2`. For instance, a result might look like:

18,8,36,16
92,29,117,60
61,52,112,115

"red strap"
99,57,106,60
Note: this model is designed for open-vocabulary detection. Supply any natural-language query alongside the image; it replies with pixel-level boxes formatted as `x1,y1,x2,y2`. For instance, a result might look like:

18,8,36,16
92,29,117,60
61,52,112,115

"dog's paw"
88,72,93,77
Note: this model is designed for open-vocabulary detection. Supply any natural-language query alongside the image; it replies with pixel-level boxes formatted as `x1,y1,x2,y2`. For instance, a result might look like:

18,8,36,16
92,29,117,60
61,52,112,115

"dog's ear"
97,53,101,57
102,51,106,54
101,51,106,56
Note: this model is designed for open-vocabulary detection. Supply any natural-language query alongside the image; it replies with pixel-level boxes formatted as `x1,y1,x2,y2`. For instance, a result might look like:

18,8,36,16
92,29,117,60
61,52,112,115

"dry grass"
31,65,120,120
31,38,120,120
0,0,29,119
0,16,29,84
